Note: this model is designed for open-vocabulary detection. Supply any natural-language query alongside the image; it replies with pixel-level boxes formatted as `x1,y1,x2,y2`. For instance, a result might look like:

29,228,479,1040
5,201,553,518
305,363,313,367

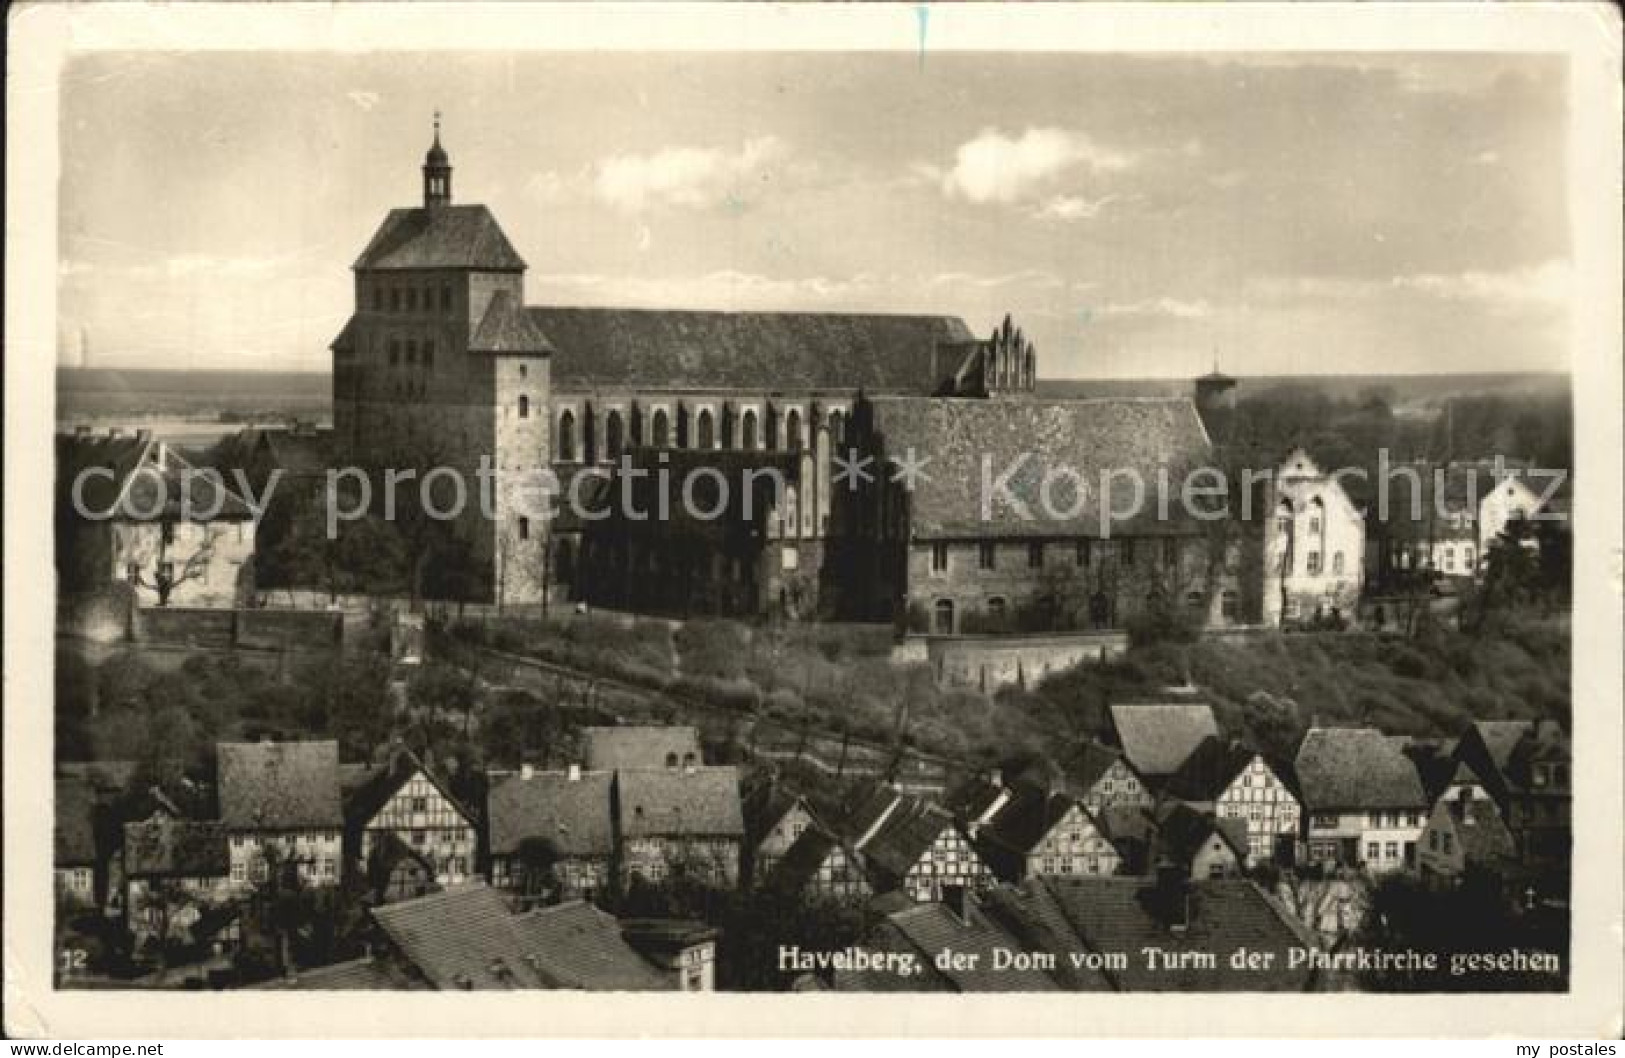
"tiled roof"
510,901,671,991
1041,876,1319,991
529,306,974,393
123,820,230,878
977,884,1116,991
1096,805,1154,862
1451,801,1518,866
617,767,744,839
1470,721,1534,774
372,885,670,991
943,774,1008,827
1109,703,1221,779
217,740,343,829
767,825,848,894
1162,737,1255,802
56,432,253,521
862,397,1215,540
346,747,477,833
353,205,526,271
835,779,906,845
55,777,99,866
582,726,702,772
1150,802,1244,868
260,426,333,476
468,290,556,355
256,956,429,990
859,797,955,881
1295,728,1427,812
980,784,1081,857
487,770,614,859
742,779,807,847
372,884,548,989
884,903,1060,992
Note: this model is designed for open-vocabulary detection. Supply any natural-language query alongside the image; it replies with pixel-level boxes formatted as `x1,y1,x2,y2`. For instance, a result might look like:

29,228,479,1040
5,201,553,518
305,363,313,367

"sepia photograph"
7,0,1622,1041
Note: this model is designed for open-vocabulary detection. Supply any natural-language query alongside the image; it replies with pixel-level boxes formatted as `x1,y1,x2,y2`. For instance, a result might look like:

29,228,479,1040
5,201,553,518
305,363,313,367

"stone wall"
908,630,1130,693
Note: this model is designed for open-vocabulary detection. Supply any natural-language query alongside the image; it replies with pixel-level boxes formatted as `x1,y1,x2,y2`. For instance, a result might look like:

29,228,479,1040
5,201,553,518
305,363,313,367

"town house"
486,764,616,906
840,783,993,903
217,740,344,889
616,765,745,888
1164,737,1301,865
742,777,820,886
1295,727,1427,872
974,783,1121,883
348,747,479,890
1261,447,1365,627
766,824,872,904
1108,698,1221,788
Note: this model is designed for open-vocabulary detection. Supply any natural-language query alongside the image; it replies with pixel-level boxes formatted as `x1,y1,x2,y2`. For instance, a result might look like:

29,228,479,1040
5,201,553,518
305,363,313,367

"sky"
56,50,1571,379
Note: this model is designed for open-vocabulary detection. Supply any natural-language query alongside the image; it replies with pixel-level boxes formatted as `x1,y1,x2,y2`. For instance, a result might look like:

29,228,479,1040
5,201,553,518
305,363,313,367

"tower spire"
423,110,452,208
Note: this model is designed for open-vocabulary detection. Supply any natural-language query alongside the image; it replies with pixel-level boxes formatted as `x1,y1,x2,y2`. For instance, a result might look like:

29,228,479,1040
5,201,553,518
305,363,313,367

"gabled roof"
835,779,905,847
486,770,615,859
1039,876,1319,991
979,784,1084,857
468,290,556,355
942,774,1009,827
56,432,254,521
55,777,100,867
1151,802,1245,868
863,397,1215,540
742,779,808,846
372,885,670,991
582,726,702,772
617,767,744,839
346,747,477,833
529,306,974,393
1163,737,1257,802
768,825,856,895
1294,728,1427,812
353,205,526,271
1109,702,1221,780
511,901,671,991
1468,721,1535,775
1067,740,1137,793
217,740,343,829
882,902,1061,992
123,820,230,878
858,797,957,880
256,955,430,990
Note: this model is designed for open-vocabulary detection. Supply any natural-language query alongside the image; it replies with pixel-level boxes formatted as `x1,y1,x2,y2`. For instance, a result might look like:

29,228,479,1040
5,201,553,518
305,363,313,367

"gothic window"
652,409,670,448
558,410,577,462
676,404,691,448
605,410,624,462
720,407,735,450
697,409,715,449
933,599,955,635
828,410,845,445
785,409,803,452
629,404,644,446
518,395,530,419
765,406,780,449
741,409,758,450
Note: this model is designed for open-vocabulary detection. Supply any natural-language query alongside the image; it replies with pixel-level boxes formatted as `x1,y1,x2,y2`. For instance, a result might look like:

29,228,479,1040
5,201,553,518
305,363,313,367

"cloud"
1093,297,1215,321
1391,260,1570,307
1030,194,1121,222
931,127,1133,205
347,90,381,112
593,137,788,212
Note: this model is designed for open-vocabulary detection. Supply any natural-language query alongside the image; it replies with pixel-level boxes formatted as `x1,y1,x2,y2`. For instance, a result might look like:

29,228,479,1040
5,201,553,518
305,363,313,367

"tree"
1464,522,1540,635
130,520,226,607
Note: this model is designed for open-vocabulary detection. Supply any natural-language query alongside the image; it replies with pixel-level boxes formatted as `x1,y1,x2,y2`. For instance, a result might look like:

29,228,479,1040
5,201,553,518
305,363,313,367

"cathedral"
330,124,1043,610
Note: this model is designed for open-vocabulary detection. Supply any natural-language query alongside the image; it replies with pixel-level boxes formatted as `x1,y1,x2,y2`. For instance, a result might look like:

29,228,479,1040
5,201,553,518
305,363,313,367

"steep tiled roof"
353,205,526,271
833,780,904,846
767,825,850,894
346,748,477,833
468,290,556,355
977,884,1116,991
1162,737,1255,802
217,740,343,829
618,767,744,839
1109,703,1220,780
1295,728,1427,812
510,901,670,991
529,306,974,393
582,726,702,772
1041,876,1318,991
56,432,253,521
859,797,955,880
980,784,1081,857
1470,721,1534,774
863,397,1215,540
487,770,614,859
943,774,1009,827
372,885,670,991
884,903,1060,992
123,820,230,878
742,779,807,847
256,956,429,990
55,777,99,867
1096,805,1154,863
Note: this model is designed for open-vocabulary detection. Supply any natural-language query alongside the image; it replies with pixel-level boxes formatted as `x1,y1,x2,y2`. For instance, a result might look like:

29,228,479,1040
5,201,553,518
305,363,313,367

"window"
931,543,949,573
1441,834,1454,856
519,363,527,379
1028,542,1043,568
558,410,577,461
1309,516,1322,534
440,285,452,311
781,546,799,572
1221,590,1239,620
605,411,624,462
231,863,245,882
373,288,384,312
126,561,141,584
1121,539,1136,566
411,796,428,813
1332,552,1345,575
1366,841,1380,861
651,409,670,448
405,287,418,312
1276,514,1291,535
933,599,955,635
518,517,530,541
518,394,530,419
1306,552,1322,575
389,288,400,312
1185,590,1205,612
697,409,715,449
987,597,1007,621
388,340,400,366
1076,539,1092,567
785,409,803,452
1442,547,1454,571
412,829,426,845
1385,841,1399,859
422,340,434,367
741,410,758,450
979,543,997,570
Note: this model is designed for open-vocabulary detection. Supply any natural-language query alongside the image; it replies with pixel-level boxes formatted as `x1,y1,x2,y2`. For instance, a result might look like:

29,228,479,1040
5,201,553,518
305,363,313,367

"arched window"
697,409,715,449
676,404,691,448
630,404,644,447
682,752,697,769
651,408,670,448
741,409,758,449
933,598,955,635
828,410,845,445
583,406,597,464
765,406,780,449
605,410,624,462
786,409,803,452
1309,496,1325,535
720,407,735,450
664,752,678,769
1276,499,1293,536
557,410,577,462
518,394,530,419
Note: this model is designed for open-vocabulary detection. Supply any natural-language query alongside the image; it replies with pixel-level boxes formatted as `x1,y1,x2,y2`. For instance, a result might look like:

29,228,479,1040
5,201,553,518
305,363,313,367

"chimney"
520,763,534,781
568,764,581,782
